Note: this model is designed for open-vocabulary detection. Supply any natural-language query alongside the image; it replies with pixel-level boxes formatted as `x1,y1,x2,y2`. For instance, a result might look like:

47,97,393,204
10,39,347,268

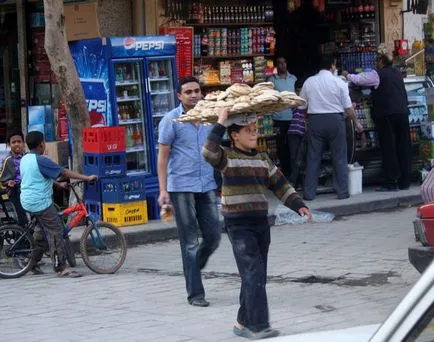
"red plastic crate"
83,127,126,153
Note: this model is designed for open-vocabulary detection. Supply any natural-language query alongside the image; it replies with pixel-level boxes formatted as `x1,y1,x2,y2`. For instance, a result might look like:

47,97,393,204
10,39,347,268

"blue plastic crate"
84,175,147,203
85,199,103,222
84,180,101,202
83,152,126,178
100,175,146,203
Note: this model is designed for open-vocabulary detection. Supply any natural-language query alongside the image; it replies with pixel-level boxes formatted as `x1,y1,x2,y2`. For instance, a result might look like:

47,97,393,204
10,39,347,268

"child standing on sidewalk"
288,78,307,188
203,108,311,340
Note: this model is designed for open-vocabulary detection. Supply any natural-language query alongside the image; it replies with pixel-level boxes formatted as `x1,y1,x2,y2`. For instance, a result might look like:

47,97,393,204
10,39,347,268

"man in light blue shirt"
268,56,297,177
158,76,221,307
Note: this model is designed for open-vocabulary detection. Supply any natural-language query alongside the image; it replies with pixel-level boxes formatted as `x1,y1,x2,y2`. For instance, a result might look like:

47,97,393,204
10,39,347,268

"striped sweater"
202,123,306,218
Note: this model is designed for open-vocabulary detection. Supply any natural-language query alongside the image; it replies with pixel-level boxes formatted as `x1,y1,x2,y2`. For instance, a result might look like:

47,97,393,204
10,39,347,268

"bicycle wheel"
79,221,127,274
64,237,77,267
0,225,36,279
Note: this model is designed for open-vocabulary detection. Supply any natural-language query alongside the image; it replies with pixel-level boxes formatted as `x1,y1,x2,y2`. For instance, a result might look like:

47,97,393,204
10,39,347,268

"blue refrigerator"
69,35,179,177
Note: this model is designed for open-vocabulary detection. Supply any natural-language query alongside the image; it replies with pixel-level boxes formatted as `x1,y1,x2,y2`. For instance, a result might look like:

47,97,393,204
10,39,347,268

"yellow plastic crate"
102,201,148,227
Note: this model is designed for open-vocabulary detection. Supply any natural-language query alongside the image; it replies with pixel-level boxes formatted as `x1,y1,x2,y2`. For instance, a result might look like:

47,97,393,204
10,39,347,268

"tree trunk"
43,0,90,173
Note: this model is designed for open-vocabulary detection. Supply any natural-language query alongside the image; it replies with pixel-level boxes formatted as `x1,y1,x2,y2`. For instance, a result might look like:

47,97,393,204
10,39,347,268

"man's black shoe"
337,194,350,200
303,196,314,201
189,298,210,307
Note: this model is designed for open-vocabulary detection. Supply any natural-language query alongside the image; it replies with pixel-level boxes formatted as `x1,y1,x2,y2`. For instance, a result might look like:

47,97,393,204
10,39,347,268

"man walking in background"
300,55,364,200
269,56,297,177
157,76,221,307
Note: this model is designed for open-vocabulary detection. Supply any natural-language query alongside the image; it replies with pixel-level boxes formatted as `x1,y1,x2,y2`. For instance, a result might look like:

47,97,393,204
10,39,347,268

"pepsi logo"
124,37,136,50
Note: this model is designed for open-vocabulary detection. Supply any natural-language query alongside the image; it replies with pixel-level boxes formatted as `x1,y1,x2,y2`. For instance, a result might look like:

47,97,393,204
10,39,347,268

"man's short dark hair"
26,131,44,150
177,76,200,94
275,56,286,64
6,130,24,144
319,54,336,71
377,54,393,67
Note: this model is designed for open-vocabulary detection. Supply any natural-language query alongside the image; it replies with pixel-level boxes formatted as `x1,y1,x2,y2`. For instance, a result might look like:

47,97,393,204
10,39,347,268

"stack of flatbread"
176,82,306,123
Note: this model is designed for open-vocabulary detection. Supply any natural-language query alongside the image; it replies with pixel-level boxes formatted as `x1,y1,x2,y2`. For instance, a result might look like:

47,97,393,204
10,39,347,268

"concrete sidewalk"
75,184,421,247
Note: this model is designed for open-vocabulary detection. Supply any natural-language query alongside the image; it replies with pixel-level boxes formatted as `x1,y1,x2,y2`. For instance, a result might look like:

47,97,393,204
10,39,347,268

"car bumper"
408,246,434,273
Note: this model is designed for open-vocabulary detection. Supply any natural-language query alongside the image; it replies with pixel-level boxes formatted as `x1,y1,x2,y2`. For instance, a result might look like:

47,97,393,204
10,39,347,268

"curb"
70,192,422,249
313,193,422,217
122,192,422,247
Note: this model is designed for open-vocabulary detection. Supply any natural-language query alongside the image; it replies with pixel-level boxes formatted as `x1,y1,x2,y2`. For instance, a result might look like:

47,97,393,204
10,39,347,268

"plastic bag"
274,204,335,225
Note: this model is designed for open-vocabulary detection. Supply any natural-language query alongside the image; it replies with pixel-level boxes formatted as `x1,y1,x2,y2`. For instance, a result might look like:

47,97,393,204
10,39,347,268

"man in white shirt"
300,55,363,200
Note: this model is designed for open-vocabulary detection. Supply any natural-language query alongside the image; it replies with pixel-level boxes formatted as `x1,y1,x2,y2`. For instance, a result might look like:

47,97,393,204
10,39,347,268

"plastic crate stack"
83,127,148,227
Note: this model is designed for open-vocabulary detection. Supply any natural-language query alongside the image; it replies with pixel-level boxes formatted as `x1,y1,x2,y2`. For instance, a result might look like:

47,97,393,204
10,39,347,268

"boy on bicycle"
0,130,28,227
20,131,97,278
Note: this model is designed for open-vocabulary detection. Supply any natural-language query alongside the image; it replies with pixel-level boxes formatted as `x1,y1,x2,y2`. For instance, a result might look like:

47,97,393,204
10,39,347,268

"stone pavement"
0,207,421,341
75,185,422,246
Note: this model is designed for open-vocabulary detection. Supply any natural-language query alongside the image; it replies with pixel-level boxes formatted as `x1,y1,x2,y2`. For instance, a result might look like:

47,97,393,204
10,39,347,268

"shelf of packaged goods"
149,77,170,82
151,91,171,96
153,113,166,118
118,119,142,125
258,134,276,138
187,22,274,28
338,17,376,25
115,81,139,87
126,146,145,153
200,82,256,88
195,53,274,60
117,96,141,103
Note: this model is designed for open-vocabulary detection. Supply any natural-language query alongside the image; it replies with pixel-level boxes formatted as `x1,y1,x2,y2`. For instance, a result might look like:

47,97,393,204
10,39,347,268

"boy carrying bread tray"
202,107,312,340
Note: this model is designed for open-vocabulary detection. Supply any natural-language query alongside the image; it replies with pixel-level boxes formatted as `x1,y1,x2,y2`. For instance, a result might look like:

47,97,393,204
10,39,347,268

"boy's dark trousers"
225,216,270,332
32,204,67,272
8,187,28,227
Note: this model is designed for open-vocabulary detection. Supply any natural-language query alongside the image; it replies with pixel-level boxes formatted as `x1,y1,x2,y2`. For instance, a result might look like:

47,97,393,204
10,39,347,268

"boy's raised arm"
202,108,229,171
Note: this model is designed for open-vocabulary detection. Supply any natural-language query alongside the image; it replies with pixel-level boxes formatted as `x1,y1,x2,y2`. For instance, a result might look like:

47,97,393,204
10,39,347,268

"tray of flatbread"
175,82,306,123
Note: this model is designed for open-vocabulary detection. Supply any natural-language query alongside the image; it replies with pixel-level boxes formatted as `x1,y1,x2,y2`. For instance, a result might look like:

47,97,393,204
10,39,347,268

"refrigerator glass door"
146,58,177,153
114,60,150,173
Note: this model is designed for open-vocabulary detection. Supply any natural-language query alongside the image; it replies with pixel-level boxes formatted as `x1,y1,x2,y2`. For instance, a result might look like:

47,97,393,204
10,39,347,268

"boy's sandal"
233,325,280,340
57,269,82,278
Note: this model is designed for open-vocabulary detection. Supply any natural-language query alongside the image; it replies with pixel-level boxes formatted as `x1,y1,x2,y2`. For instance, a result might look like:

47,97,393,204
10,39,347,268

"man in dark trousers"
300,55,363,200
345,54,411,191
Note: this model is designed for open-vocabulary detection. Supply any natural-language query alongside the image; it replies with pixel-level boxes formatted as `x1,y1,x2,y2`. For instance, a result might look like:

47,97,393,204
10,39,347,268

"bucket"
348,164,364,195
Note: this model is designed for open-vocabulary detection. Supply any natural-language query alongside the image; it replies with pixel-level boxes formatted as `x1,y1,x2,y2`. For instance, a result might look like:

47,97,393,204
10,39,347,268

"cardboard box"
64,3,100,42
44,141,70,167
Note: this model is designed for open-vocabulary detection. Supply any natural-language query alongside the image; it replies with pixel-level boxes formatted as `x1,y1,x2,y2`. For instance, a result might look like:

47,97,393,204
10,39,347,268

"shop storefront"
156,0,429,189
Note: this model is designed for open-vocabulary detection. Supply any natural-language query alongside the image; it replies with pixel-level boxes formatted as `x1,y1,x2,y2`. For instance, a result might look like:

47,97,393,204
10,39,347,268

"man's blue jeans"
170,190,221,302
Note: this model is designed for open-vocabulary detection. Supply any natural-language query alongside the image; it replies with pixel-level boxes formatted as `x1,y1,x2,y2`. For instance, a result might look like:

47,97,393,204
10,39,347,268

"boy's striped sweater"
202,123,306,218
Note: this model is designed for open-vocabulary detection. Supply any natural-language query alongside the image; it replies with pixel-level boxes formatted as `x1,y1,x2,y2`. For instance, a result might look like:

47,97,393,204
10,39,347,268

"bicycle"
0,180,127,278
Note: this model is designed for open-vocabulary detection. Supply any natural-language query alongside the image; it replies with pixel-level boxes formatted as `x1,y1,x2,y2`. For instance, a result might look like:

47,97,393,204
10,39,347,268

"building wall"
97,0,133,37
403,10,427,44
381,0,403,52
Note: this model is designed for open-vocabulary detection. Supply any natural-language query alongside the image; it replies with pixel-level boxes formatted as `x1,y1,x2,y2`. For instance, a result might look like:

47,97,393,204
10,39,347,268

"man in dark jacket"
345,54,411,191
